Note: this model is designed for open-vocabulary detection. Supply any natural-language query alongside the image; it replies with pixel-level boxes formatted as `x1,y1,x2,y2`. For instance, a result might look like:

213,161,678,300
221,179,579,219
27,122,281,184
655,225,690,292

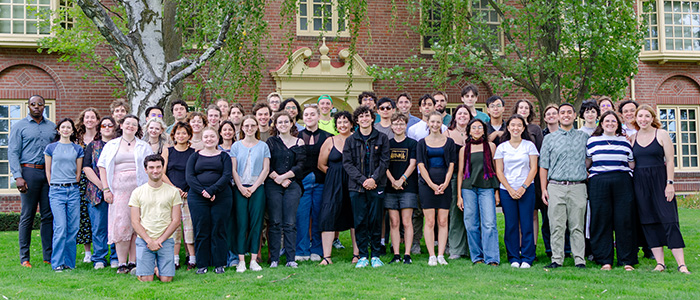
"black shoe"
389,255,401,264
544,262,562,269
175,262,181,270
403,255,412,264
116,265,129,274
196,267,208,274
214,266,225,274
575,264,586,269
126,262,136,273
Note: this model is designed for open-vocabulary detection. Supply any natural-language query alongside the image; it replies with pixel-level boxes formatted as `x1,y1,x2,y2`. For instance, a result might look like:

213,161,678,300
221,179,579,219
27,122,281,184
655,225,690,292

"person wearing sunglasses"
374,97,396,140
145,106,164,123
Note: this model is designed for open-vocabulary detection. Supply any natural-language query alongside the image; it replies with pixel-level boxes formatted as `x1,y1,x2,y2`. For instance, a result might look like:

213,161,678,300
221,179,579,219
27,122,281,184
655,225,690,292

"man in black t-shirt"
384,113,418,265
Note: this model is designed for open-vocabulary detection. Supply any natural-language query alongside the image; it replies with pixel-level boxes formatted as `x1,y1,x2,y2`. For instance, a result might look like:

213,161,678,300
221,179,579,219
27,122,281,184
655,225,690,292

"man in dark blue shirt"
9,95,56,267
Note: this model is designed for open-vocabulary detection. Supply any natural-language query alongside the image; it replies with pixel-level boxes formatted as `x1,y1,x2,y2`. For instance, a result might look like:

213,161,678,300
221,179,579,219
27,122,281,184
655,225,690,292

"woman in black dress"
317,111,359,265
417,111,456,266
631,105,690,274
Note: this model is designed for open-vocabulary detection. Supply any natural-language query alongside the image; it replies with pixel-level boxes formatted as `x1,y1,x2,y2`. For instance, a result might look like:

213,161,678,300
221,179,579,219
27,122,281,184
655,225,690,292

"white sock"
189,256,196,264
174,255,180,263
85,251,91,256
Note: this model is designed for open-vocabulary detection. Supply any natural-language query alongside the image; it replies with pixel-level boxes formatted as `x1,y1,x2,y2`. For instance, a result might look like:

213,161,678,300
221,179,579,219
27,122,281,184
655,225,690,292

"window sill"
639,51,700,64
0,36,44,48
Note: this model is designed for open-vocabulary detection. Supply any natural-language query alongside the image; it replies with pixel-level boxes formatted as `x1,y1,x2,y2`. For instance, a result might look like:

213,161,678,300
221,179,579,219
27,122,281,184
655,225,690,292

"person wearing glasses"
9,95,56,268
279,98,305,132
374,97,396,140
597,96,614,115
266,92,283,112
145,106,164,122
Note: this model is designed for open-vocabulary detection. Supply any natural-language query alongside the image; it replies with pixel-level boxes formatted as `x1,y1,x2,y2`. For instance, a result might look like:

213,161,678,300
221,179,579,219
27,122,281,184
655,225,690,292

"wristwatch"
667,180,674,185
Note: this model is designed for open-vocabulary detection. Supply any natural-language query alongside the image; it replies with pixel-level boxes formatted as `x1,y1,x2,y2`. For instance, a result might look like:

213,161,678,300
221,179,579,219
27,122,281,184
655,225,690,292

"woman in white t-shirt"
494,115,539,269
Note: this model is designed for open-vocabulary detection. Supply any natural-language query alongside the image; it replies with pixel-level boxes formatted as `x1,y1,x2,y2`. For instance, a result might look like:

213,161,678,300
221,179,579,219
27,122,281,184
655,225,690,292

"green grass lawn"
1,209,698,299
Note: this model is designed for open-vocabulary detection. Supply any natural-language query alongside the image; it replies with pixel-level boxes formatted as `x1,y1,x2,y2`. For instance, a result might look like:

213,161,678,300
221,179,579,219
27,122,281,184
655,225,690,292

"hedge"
0,213,41,231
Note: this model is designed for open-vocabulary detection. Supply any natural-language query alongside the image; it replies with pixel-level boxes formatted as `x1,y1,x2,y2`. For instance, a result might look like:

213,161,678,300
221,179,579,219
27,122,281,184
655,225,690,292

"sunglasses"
101,123,115,128
378,106,393,111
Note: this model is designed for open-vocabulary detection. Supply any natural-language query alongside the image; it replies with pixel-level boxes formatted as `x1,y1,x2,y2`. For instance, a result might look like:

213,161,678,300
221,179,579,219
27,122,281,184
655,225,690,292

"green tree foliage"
372,0,642,115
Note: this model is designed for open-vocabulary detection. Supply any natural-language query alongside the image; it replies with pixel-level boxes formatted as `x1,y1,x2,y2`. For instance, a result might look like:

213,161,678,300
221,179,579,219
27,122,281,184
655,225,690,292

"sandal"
653,263,666,272
678,264,691,274
320,256,333,266
600,264,612,271
623,265,634,271
352,254,360,264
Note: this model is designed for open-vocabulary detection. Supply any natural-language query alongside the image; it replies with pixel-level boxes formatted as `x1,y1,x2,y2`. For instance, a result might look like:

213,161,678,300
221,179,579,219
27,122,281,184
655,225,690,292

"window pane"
0,106,7,118
0,148,6,160
300,17,307,30
0,162,6,173
10,105,20,118
0,119,7,132
300,3,307,17
12,20,23,34
669,109,676,120
0,176,8,190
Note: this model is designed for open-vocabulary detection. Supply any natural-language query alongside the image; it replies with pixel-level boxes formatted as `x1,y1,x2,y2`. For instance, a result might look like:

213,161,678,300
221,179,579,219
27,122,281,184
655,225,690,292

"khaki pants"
547,183,587,265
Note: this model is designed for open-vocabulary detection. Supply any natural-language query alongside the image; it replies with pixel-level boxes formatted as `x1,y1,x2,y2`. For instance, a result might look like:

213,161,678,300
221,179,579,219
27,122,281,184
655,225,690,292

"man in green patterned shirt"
539,103,590,269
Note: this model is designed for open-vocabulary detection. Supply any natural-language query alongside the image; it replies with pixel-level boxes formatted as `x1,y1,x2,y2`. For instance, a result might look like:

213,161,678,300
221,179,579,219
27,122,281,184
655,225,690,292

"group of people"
9,87,690,282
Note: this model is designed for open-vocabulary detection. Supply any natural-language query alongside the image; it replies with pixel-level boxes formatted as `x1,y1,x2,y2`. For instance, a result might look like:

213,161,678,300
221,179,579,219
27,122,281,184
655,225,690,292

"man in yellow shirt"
129,154,182,282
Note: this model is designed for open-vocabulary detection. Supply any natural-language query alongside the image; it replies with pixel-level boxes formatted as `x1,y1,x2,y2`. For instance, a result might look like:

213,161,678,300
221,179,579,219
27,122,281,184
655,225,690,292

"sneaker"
236,263,247,273
403,255,412,264
371,257,384,268
270,261,279,268
285,261,298,268
310,254,322,261
196,267,208,274
94,262,105,270
296,256,310,262
410,242,421,255
20,261,32,268
428,256,437,266
437,256,448,265
54,265,65,272
587,255,595,262
520,262,531,269
332,238,345,249
83,252,92,263
389,255,402,264
544,262,562,269
575,264,586,269
110,261,119,268
187,262,196,271
250,260,263,271
355,257,369,268
116,264,129,274
448,254,461,260
511,262,521,268
126,262,136,274
214,266,226,274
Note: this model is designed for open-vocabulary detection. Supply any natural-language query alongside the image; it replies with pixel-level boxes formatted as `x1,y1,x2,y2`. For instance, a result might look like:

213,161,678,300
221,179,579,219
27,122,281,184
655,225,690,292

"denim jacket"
342,129,390,192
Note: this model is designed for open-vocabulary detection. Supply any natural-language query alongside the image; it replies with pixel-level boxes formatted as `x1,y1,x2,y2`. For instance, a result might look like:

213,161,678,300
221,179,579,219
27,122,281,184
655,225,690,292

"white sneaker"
110,261,119,268
428,256,438,266
511,262,521,268
310,254,322,261
520,262,531,269
448,254,461,260
437,256,448,265
236,263,247,273
93,262,105,270
250,260,262,271
296,256,310,262
83,252,92,263
270,261,279,268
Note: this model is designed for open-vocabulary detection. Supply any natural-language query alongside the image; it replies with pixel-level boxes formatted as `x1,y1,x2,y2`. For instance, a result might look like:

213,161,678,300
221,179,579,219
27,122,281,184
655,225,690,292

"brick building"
1,0,698,211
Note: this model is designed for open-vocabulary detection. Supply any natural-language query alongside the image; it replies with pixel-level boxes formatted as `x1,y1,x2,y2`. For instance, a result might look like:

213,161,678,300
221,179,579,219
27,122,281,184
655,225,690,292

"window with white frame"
0,99,55,193
297,0,348,37
421,0,502,54
640,1,700,62
658,105,699,170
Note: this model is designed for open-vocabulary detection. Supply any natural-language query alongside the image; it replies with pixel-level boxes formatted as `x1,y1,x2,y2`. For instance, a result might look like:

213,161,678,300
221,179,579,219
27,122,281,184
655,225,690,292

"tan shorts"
173,197,194,244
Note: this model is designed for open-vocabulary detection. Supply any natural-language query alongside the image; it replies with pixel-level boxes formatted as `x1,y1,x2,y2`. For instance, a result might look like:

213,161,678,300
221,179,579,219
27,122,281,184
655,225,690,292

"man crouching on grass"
129,154,182,282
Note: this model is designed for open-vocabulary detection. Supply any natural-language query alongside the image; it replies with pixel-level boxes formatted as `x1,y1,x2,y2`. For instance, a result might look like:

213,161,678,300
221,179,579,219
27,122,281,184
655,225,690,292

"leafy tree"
372,0,642,116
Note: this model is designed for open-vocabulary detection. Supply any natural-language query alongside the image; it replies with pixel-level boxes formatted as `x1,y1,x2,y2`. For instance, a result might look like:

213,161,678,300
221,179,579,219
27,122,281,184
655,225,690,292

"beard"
436,107,445,113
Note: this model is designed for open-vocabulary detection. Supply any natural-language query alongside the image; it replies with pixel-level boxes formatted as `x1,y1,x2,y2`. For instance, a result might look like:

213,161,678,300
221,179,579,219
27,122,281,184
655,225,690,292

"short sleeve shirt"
44,142,84,184
539,128,589,182
494,140,539,190
386,137,418,193
128,183,183,239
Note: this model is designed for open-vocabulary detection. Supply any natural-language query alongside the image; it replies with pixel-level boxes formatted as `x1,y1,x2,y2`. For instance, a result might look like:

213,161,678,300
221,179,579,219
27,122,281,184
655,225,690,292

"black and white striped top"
586,135,634,178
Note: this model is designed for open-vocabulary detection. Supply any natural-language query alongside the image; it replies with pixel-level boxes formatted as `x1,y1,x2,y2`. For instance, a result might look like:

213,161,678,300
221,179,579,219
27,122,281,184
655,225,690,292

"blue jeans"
296,173,324,257
135,238,175,277
49,184,80,269
89,200,109,264
500,186,536,264
461,188,499,264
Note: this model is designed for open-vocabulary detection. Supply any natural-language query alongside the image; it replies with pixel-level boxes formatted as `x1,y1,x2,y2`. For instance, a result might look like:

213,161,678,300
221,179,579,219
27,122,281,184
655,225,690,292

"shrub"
677,193,700,209
0,213,41,231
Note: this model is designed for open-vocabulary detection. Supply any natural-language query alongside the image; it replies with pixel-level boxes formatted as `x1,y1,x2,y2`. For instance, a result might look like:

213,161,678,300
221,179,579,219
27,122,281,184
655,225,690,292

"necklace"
123,136,136,146
456,127,467,136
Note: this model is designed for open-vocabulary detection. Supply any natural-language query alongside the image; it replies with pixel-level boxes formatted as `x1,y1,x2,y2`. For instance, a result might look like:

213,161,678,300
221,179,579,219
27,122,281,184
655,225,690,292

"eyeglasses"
304,103,318,108
378,106,393,111
285,106,297,111
471,125,484,130
101,123,115,128
488,104,503,109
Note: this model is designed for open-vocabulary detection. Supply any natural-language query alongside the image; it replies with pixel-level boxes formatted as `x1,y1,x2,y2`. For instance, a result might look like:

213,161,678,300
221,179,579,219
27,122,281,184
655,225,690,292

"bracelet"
103,187,110,192
401,174,408,181
521,184,528,189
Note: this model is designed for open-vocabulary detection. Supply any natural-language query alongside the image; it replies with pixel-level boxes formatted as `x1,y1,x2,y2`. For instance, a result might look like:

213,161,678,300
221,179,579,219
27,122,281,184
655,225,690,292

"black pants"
19,167,53,262
265,181,301,263
589,172,638,266
350,189,385,258
189,186,233,268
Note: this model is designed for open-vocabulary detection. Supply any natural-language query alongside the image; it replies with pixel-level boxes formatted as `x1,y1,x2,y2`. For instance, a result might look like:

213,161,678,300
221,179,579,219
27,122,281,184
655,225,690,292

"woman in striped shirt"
585,111,637,271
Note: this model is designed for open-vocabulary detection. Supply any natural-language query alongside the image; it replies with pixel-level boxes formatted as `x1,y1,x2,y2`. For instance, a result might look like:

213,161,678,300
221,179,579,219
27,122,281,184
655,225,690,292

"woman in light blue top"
231,116,270,272
45,118,84,271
